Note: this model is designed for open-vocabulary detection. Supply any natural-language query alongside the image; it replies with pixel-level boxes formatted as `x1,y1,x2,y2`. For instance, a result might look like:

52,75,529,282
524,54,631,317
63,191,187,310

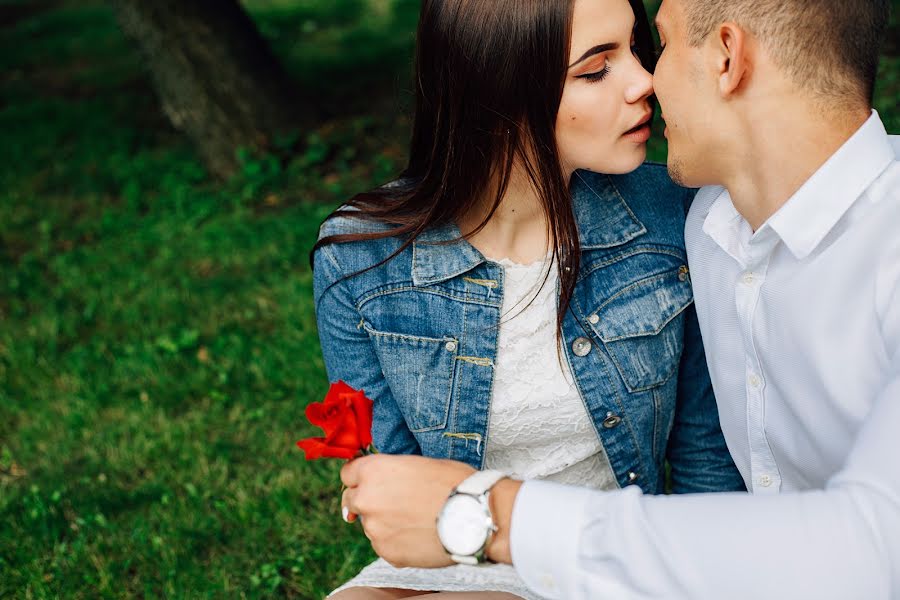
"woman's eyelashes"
577,59,611,83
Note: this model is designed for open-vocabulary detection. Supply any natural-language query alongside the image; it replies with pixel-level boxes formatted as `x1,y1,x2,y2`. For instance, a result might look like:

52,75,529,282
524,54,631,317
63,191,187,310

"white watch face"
437,494,490,557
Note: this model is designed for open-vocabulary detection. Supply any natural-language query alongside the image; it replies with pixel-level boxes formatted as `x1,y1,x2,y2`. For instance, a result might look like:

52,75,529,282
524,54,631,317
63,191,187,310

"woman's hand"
339,454,480,568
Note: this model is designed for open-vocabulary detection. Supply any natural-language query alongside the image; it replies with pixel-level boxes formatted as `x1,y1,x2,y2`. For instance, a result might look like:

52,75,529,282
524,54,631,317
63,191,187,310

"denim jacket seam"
478,276,503,470
605,349,681,393
591,273,694,341
599,296,694,343
579,246,687,281
651,386,663,462
449,286,472,458
317,242,344,275
361,321,457,345
358,285,501,310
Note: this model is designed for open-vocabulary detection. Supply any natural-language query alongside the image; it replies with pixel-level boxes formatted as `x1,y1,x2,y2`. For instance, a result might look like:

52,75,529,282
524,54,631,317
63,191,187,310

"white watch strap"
456,469,507,496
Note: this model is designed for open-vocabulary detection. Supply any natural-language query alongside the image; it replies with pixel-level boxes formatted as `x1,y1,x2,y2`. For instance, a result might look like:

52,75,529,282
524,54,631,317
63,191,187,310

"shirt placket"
735,237,782,494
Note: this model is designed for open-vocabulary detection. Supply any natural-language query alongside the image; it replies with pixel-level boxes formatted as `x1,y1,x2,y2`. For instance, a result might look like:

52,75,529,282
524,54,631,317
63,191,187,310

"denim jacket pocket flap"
589,269,693,391
363,323,457,433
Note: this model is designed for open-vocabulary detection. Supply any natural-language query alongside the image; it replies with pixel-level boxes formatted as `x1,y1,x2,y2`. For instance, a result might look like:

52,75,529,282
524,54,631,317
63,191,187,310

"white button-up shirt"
510,111,900,599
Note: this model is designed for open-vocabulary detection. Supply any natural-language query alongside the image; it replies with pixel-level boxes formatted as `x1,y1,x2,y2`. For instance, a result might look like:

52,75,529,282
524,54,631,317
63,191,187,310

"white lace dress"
330,257,619,600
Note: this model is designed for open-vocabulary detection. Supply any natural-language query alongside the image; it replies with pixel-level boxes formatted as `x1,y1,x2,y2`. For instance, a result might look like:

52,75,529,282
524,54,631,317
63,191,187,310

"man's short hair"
683,0,890,105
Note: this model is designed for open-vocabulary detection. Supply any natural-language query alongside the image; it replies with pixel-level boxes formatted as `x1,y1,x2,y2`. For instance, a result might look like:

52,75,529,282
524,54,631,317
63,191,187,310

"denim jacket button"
602,413,622,428
627,471,639,483
588,314,600,325
572,337,591,357
445,341,458,352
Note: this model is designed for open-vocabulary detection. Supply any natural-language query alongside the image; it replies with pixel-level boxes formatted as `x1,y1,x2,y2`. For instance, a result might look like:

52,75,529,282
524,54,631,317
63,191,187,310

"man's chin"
667,158,692,188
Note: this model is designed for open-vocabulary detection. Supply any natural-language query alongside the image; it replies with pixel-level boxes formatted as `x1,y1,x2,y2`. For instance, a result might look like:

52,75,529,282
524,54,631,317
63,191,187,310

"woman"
312,0,744,598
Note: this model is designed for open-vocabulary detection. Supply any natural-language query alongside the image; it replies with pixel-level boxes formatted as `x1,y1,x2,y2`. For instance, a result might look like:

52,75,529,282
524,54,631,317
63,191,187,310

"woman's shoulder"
314,196,414,290
317,179,415,240
317,206,398,241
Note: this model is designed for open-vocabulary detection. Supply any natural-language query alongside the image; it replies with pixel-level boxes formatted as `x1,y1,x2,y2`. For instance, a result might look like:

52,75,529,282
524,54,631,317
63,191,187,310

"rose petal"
296,438,358,461
324,381,358,405
349,391,374,448
325,412,362,451
306,401,346,437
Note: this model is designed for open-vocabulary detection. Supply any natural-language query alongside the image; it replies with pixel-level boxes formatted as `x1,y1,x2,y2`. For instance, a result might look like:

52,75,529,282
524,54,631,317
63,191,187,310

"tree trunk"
111,0,305,179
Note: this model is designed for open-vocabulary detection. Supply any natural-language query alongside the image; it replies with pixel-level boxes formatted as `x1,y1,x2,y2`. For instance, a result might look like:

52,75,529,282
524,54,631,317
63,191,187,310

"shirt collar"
411,170,647,285
767,111,894,260
703,111,894,262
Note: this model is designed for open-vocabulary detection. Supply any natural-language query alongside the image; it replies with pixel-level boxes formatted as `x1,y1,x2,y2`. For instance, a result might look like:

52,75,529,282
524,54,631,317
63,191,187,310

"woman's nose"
625,62,654,104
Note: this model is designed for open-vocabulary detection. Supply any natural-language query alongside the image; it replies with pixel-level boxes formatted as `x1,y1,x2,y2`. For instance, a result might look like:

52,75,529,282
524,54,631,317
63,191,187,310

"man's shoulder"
889,135,900,157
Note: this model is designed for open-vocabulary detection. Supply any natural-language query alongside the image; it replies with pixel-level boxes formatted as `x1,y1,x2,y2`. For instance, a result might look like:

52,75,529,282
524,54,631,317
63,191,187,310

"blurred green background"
1,0,897,597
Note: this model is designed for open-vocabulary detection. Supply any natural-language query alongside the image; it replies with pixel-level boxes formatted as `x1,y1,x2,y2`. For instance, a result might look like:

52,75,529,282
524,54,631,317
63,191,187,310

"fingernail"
342,506,350,523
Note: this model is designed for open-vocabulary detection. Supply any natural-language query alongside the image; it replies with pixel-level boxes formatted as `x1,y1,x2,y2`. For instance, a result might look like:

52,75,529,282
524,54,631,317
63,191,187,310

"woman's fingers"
341,486,359,523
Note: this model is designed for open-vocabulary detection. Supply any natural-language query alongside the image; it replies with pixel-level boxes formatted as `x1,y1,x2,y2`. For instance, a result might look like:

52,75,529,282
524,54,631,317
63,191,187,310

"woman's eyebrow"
568,43,619,69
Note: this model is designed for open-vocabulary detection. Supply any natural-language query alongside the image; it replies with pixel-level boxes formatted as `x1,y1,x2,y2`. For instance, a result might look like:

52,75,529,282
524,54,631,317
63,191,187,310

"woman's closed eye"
576,59,611,83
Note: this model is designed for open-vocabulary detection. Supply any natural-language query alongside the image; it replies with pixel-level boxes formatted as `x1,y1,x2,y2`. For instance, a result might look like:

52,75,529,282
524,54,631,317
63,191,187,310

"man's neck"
721,101,870,231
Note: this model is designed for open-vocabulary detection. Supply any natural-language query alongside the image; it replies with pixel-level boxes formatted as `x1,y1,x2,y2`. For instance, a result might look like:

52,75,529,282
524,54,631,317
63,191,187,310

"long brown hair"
314,0,657,335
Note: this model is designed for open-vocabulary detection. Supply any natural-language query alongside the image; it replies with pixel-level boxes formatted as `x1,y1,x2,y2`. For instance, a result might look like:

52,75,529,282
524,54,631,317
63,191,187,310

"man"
340,0,899,597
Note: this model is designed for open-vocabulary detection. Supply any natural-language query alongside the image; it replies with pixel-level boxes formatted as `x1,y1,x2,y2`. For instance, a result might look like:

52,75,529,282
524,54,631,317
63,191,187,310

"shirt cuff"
509,479,598,599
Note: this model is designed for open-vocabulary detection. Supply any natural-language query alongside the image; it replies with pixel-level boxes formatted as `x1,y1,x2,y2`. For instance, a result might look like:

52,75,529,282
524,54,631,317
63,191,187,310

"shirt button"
758,474,772,487
602,412,622,428
748,373,762,388
588,314,600,325
742,272,755,285
445,341,458,352
572,337,592,357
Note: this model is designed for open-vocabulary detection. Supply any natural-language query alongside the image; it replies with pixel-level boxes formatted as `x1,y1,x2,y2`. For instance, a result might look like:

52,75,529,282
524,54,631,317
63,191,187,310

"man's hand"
340,455,521,567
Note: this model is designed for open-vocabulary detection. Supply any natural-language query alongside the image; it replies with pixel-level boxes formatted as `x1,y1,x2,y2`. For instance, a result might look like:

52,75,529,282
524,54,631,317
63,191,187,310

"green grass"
0,0,897,597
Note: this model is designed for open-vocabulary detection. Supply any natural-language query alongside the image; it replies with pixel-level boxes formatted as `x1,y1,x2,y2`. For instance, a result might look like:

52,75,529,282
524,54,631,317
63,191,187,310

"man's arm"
509,352,900,599
342,350,899,598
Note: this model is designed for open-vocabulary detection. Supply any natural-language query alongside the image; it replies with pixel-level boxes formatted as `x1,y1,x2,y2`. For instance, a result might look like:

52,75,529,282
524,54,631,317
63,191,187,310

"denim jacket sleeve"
665,302,746,493
312,242,421,456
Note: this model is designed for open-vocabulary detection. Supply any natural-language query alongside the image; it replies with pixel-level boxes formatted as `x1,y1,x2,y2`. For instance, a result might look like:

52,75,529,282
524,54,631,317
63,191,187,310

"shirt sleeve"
510,350,900,600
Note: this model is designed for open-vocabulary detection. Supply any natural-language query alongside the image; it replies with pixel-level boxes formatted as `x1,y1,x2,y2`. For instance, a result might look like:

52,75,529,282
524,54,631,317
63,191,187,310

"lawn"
0,1,897,598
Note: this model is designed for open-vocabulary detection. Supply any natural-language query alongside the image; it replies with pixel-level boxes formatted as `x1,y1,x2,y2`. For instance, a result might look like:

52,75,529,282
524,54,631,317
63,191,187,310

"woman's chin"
583,148,647,175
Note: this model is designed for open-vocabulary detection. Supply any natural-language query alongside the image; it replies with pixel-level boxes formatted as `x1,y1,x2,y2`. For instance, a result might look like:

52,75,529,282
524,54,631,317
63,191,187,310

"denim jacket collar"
571,171,647,250
411,171,646,285
412,223,487,286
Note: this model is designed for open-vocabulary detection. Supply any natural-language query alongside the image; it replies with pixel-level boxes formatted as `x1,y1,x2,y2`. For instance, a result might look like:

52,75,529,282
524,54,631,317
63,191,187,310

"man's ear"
713,22,751,97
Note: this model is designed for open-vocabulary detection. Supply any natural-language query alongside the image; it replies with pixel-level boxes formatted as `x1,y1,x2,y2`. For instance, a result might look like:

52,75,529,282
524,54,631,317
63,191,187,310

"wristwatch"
436,469,507,565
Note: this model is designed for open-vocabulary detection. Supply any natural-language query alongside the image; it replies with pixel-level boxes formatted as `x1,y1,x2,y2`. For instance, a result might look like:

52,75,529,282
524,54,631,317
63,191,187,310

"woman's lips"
623,123,651,143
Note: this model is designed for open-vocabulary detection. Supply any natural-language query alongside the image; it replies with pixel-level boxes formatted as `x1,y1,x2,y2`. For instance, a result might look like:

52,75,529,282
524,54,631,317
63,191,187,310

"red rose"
296,381,374,461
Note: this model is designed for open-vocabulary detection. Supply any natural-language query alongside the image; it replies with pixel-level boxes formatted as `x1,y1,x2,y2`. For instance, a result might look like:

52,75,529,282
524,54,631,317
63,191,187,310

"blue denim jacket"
313,164,744,493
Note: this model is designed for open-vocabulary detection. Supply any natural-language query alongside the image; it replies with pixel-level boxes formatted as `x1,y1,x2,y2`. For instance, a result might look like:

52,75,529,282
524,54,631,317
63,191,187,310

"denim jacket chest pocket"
358,289,462,433
585,259,693,392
